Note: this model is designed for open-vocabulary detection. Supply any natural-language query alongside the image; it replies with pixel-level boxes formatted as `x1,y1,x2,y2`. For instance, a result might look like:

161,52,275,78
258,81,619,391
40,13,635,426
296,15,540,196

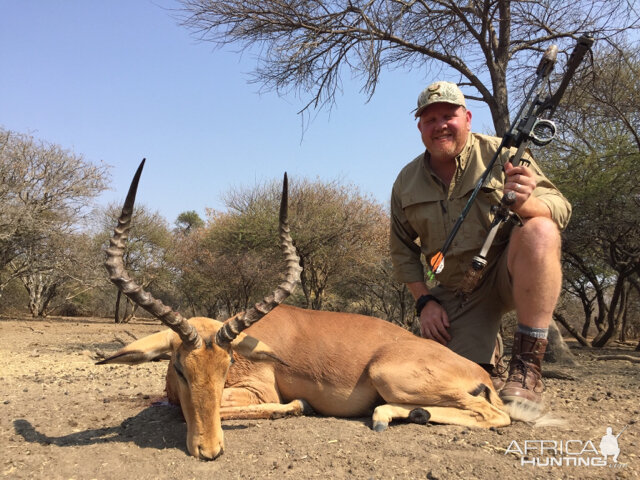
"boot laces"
493,354,508,376
510,355,544,391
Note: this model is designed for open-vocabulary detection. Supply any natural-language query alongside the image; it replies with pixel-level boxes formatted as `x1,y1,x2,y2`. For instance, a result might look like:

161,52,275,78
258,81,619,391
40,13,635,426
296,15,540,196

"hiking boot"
490,365,508,392
500,332,548,405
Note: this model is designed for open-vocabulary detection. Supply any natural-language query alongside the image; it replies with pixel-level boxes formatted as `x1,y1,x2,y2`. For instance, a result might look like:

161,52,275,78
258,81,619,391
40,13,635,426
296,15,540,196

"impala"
100,160,515,461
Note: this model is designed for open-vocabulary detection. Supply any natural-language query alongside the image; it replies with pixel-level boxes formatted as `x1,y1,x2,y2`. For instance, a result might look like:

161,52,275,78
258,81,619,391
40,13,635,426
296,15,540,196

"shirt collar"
456,132,474,171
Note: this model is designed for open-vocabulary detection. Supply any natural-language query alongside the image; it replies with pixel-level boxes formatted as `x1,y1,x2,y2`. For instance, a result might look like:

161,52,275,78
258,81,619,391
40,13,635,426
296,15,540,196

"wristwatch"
415,294,442,317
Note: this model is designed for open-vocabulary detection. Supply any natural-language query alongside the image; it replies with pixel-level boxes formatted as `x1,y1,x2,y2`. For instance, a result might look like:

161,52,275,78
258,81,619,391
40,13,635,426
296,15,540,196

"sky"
1,0,494,224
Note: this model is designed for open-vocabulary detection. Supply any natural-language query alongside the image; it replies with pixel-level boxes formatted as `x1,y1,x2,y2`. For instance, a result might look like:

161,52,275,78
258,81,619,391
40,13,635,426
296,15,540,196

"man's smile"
432,132,453,143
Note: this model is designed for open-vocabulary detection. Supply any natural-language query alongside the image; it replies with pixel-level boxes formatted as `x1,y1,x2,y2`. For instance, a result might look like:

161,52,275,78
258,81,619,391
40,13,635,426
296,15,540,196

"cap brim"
413,101,465,118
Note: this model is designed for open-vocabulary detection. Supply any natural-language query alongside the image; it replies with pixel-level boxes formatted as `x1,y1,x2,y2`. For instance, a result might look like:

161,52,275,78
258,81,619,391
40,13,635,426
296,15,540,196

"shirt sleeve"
389,185,425,283
528,157,572,230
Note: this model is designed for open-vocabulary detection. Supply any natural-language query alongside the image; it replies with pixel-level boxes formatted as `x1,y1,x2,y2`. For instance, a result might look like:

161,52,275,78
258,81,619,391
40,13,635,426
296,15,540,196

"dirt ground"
1,314,639,480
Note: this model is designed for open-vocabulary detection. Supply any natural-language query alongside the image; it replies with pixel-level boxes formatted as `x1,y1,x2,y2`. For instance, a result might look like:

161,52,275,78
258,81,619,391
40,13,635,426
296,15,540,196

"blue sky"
1,0,494,224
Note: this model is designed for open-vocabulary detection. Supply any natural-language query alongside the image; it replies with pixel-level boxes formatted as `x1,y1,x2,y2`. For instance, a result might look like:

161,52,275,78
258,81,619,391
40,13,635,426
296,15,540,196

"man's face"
417,103,472,162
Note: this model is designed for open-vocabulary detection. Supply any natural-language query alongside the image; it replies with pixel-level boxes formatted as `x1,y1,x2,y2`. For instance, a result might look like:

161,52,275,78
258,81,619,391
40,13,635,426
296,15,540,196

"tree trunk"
299,261,312,309
488,85,511,137
581,315,592,339
619,292,630,342
121,298,138,323
114,290,122,323
553,311,589,346
592,277,626,347
24,273,43,318
579,294,594,338
311,287,324,311
592,285,609,337
39,283,56,317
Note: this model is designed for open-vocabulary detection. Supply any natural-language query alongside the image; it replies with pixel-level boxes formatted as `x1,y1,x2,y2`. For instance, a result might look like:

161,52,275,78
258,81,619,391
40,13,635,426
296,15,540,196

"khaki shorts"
430,246,514,364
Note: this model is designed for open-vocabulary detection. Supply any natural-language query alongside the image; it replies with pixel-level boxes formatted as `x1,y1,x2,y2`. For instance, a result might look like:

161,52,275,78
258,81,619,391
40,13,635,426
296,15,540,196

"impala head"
99,160,301,460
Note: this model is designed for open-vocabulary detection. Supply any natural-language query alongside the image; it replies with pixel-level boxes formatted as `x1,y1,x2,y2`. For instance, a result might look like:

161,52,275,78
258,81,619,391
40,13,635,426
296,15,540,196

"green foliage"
175,210,204,235
169,176,410,324
95,202,175,321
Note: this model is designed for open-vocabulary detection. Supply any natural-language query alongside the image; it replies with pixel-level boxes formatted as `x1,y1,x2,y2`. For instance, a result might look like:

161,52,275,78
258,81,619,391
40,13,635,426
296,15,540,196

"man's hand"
419,301,451,345
504,161,537,213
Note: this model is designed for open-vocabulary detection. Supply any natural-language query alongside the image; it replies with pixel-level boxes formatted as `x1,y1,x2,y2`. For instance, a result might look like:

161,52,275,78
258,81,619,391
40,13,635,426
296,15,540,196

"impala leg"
220,399,313,420
221,386,268,407
372,399,510,431
220,386,313,420
368,342,510,430
424,403,510,428
372,403,423,431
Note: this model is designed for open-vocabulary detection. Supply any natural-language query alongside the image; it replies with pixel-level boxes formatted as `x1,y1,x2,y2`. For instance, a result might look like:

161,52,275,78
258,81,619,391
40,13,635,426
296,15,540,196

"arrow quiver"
456,34,594,299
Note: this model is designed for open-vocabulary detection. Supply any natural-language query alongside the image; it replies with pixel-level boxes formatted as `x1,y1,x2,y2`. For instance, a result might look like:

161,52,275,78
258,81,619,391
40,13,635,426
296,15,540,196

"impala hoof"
373,421,388,432
409,408,431,425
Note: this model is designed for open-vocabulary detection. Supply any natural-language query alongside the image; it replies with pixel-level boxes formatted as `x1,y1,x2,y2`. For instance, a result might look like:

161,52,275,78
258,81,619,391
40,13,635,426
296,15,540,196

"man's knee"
511,217,561,257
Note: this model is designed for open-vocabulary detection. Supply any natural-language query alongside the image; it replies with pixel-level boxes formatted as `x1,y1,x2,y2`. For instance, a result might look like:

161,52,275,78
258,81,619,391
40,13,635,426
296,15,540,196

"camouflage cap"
414,81,466,118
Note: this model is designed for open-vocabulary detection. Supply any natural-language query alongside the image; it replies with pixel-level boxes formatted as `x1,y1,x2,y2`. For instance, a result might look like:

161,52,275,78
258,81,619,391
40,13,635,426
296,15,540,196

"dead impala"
99,160,516,461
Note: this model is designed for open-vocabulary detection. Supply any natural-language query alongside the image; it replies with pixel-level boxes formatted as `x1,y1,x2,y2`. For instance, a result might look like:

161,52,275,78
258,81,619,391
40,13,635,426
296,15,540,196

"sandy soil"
1,315,639,480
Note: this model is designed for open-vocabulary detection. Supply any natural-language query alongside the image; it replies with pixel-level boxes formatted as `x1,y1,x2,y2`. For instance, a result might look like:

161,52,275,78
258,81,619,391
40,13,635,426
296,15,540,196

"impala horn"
104,159,202,349
215,172,302,347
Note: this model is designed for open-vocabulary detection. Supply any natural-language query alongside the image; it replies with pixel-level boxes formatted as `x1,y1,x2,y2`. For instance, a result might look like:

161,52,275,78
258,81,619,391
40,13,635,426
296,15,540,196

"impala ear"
230,332,288,366
97,330,176,365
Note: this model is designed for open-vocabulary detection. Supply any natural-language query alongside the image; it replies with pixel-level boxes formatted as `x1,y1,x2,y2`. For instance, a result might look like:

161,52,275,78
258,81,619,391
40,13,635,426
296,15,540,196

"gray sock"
516,324,548,339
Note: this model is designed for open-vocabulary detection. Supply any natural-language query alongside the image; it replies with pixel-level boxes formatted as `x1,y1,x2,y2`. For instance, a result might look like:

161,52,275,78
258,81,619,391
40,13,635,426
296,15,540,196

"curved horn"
215,172,302,346
104,159,202,349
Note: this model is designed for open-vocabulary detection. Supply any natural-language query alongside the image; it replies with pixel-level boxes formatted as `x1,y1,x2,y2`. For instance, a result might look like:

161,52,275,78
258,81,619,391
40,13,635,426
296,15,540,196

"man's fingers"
428,324,448,345
420,307,451,345
441,311,450,329
434,320,451,343
430,323,451,345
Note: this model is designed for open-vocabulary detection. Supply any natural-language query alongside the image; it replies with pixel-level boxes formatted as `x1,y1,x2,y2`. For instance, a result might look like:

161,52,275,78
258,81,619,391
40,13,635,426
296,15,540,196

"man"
390,81,571,406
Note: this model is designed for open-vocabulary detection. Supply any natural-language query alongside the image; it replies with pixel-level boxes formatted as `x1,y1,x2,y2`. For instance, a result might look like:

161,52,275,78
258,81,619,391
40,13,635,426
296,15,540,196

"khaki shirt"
390,132,571,290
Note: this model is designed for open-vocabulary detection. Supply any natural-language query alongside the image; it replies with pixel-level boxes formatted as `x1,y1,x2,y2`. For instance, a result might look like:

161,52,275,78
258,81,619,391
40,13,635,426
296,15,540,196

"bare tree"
174,177,391,314
179,0,638,134
546,43,640,347
175,221,277,318
281,178,388,310
0,128,109,307
97,204,174,323
15,232,73,317
344,256,417,331
12,232,103,317
170,227,224,317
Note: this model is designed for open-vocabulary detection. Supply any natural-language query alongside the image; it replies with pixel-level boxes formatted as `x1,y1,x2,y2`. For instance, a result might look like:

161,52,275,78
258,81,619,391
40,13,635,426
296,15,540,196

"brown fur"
101,305,511,460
